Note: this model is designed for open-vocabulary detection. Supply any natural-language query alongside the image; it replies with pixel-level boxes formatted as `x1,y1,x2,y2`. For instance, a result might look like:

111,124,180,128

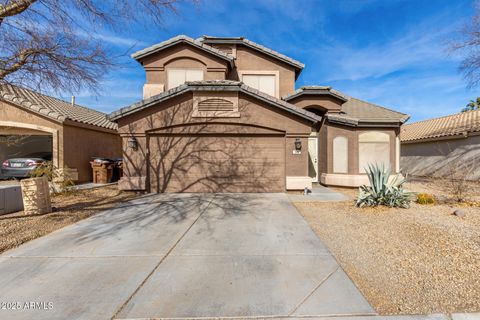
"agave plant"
356,163,412,208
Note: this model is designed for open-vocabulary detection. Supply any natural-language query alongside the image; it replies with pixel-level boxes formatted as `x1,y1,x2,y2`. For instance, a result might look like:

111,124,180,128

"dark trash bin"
112,158,123,182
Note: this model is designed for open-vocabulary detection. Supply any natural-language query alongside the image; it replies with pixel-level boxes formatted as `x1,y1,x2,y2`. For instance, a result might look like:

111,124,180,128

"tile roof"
284,85,408,126
108,80,321,123
199,36,305,71
131,35,234,67
337,97,409,125
0,83,117,130
401,109,480,142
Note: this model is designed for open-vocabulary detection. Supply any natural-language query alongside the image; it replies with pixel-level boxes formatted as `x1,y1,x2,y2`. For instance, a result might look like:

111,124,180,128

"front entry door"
308,136,318,182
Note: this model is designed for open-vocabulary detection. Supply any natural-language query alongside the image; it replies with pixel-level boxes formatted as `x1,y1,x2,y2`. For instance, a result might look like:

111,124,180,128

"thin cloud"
75,29,147,48
319,26,456,82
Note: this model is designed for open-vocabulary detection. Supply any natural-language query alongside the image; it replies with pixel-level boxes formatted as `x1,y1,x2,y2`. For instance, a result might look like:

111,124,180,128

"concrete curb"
114,313,479,320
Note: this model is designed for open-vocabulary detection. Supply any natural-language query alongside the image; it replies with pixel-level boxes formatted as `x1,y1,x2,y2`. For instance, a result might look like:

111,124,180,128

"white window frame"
166,68,204,90
238,70,280,98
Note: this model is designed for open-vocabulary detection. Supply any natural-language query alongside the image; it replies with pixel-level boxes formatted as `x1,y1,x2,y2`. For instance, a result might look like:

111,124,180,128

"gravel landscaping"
295,181,480,315
0,185,138,254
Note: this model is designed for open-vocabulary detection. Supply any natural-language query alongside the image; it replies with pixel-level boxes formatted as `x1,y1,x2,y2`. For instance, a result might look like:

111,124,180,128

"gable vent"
214,46,233,55
198,98,234,112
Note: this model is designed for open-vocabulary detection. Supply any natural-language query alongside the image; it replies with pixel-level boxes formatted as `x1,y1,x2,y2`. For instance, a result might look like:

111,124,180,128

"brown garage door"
149,134,285,193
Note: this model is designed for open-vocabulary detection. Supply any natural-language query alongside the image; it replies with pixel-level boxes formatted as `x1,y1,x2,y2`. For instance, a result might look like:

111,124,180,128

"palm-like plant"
356,163,413,208
462,97,480,112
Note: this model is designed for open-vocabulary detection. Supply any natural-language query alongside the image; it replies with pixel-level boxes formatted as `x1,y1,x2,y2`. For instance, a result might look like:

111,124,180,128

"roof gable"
283,85,409,127
132,35,234,68
283,86,348,103
199,36,305,73
109,80,321,123
0,83,117,130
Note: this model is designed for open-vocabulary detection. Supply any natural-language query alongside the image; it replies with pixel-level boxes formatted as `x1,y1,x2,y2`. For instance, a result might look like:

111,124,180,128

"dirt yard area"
0,185,138,254
295,180,480,315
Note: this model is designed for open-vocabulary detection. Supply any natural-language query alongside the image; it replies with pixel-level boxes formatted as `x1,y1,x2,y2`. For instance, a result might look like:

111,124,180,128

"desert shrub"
416,193,436,205
356,163,413,208
30,161,75,194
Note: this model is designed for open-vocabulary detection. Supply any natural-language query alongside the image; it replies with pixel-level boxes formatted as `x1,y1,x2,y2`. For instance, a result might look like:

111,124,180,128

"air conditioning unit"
0,185,24,215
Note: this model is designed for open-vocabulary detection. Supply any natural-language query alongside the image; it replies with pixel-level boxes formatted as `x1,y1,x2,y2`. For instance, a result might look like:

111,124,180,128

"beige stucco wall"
62,124,121,182
401,135,480,180
315,122,400,186
117,91,314,192
228,46,297,97
285,136,309,176
140,44,229,93
137,41,297,99
318,123,328,174
289,97,401,187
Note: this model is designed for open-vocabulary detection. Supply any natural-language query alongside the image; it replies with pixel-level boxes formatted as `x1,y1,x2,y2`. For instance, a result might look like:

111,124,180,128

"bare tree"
0,0,185,93
451,2,480,88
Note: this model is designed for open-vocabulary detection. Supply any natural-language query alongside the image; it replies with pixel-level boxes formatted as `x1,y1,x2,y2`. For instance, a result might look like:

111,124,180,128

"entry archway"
304,105,328,117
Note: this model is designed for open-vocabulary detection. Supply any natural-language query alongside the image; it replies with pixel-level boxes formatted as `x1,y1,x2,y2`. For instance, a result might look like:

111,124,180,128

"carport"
0,134,53,179
0,125,55,165
0,83,121,182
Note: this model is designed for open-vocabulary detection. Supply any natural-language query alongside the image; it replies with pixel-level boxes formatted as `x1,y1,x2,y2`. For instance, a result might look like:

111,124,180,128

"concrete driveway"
0,193,374,319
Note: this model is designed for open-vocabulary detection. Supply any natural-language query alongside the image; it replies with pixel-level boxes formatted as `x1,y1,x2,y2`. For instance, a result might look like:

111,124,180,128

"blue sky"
71,0,477,123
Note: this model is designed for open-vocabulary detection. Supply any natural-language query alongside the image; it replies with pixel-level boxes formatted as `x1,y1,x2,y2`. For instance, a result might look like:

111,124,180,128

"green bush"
30,161,75,194
356,163,413,208
416,193,436,205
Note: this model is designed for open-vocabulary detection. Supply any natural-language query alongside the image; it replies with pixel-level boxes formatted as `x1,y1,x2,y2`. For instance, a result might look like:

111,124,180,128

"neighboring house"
0,84,121,182
401,109,480,180
109,35,409,193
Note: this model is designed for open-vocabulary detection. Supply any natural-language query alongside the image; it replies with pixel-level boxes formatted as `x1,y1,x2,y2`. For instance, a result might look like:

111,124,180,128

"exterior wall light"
293,138,302,154
127,137,138,151
294,138,302,151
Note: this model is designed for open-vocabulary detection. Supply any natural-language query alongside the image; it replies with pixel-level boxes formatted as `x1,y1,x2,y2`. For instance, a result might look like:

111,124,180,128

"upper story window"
239,71,279,98
167,69,203,90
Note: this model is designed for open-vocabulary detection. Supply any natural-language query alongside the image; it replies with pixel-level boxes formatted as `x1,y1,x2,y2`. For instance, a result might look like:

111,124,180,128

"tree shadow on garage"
122,99,284,194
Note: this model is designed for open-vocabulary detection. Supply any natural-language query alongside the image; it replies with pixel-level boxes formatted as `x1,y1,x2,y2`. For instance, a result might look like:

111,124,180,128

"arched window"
165,58,205,90
333,136,348,173
358,131,390,173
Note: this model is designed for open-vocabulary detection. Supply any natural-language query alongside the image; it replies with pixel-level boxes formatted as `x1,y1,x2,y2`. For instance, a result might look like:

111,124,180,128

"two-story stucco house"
109,35,409,193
